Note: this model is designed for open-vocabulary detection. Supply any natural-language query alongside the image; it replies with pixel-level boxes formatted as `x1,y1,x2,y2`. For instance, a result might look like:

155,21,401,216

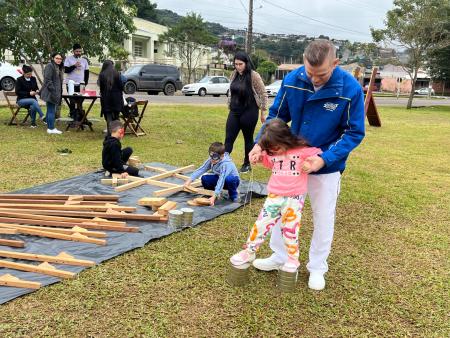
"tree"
256,60,277,84
126,0,158,22
159,13,218,83
0,0,135,81
371,0,450,109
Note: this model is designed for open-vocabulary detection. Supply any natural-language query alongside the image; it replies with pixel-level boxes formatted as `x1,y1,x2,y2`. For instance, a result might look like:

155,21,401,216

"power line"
261,0,371,38
238,0,248,14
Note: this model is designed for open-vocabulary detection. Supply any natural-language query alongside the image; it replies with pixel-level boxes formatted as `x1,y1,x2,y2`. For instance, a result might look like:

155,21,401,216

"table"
61,94,101,131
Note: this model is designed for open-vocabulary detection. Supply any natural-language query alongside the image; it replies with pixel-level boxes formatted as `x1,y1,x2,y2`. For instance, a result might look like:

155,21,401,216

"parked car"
414,87,435,95
182,76,230,97
0,62,22,91
265,80,282,97
122,64,182,96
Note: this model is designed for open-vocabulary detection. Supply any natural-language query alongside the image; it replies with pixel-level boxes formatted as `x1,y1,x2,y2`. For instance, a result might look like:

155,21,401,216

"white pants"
269,172,341,274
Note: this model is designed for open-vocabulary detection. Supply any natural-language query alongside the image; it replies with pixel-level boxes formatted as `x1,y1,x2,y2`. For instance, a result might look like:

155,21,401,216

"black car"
122,64,182,95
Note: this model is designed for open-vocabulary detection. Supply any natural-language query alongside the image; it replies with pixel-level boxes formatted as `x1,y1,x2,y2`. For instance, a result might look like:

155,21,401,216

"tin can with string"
180,208,194,227
276,270,298,292
226,262,251,287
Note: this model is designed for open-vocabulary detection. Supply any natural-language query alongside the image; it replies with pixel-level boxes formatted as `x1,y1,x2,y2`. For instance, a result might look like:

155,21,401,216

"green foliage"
254,37,307,64
428,45,450,81
0,0,136,65
126,0,158,22
371,0,450,108
159,13,218,83
256,60,277,84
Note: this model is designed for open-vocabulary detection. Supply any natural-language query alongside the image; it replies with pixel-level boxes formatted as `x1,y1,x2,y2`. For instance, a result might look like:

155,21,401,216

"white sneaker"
308,272,326,290
47,128,62,135
252,255,284,271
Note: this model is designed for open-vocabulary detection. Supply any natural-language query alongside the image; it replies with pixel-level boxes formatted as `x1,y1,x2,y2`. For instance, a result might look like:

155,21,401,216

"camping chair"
121,99,148,137
3,91,32,126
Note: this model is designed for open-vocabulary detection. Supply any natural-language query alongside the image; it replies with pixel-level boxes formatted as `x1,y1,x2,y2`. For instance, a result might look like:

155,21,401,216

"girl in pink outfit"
230,119,321,273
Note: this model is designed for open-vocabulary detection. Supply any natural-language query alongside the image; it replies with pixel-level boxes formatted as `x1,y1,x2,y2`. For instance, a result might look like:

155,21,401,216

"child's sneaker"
30,123,37,128
280,257,300,273
230,250,255,266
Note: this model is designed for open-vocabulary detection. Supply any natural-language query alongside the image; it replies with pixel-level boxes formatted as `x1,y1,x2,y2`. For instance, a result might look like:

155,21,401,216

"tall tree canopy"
126,0,158,23
372,0,450,108
0,0,136,71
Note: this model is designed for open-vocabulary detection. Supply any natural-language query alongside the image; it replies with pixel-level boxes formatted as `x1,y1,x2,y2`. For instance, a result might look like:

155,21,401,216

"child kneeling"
185,142,240,206
230,119,321,273
102,120,139,177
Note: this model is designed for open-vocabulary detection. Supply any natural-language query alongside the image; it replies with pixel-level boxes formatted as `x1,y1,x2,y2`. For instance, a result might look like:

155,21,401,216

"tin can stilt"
226,262,251,287
180,207,194,227
277,269,298,292
168,210,183,229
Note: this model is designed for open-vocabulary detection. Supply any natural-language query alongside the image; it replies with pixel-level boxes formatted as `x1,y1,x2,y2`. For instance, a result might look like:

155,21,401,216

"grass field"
0,103,448,337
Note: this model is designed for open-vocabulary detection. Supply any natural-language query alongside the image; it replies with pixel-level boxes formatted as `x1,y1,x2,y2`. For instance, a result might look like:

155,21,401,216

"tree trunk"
407,71,419,109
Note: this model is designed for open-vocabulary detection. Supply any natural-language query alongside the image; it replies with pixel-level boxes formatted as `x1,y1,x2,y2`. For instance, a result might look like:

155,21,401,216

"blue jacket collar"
297,66,344,100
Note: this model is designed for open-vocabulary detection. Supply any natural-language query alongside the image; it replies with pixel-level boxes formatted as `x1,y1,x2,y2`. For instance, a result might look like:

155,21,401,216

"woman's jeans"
46,102,57,130
17,98,44,124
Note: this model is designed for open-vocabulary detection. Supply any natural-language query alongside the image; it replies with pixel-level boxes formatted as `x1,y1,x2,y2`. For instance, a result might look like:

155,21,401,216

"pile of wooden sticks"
0,193,167,248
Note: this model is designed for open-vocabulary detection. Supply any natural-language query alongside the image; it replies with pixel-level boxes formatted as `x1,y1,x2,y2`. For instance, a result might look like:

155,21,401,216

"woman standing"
225,51,268,173
98,60,124,135
40,52,64,134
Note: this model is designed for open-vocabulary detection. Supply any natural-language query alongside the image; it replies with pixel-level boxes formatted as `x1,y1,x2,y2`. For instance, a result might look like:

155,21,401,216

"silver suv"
122,64,182,96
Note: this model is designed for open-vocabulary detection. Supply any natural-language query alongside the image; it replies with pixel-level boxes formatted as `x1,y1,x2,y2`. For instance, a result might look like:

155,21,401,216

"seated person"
102,120,139,177
185,142,240,206
15,65,45,127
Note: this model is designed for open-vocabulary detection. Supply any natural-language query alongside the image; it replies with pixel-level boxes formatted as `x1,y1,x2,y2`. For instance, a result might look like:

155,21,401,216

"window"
134,41,143,57
219,77,229,84
211,77,220,84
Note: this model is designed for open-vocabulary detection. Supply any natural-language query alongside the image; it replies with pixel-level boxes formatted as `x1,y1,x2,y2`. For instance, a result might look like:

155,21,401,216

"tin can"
276,269,298,292
226,262,251,287
180,207,194,227
168,210,183,229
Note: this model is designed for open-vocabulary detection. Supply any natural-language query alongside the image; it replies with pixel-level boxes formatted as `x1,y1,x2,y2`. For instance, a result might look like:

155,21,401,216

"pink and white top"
261,146,322,196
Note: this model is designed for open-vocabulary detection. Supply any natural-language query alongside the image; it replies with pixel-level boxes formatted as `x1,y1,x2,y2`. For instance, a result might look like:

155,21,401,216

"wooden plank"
153,186,184,197
114,178,147,192
157,201,177,216
0,260,75,279
0,274,41,289
143,165,191,181
0,198,117,205
146,179,180,188
0,208,163,222
0,194,119,201
0,228,18,235
101,178,129,185
0,223,106,238
0,203,135,213
145,165,195,181
138,197,167,207
0,223,106,245
0,239,24,248
0,250,95,267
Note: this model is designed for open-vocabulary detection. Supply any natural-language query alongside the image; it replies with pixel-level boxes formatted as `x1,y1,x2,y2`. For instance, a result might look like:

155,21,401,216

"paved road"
129,93,450,107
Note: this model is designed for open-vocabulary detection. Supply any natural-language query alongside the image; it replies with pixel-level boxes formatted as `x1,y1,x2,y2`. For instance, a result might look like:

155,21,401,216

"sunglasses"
209,152,221,161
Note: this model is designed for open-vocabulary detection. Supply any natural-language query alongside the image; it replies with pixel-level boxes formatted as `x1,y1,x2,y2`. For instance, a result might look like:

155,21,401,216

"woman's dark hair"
232,50,255,107
259,118,308,152
99,60,119,92
50,52,64,70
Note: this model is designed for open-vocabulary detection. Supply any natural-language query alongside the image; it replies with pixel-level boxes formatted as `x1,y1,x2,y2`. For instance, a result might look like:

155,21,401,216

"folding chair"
4,92,32,126
121,99,148,137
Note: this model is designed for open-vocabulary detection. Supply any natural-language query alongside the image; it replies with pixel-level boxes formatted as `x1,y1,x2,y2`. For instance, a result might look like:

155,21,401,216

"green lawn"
0,104,448,337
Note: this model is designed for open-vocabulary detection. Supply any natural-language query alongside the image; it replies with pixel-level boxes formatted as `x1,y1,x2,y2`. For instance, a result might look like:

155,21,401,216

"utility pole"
245,0,253,54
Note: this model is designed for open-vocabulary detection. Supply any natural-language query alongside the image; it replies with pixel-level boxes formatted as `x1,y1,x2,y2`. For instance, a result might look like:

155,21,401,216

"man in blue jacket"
249,39,365,290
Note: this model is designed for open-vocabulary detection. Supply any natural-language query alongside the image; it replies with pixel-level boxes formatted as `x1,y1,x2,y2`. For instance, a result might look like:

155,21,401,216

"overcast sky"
153,0,394,42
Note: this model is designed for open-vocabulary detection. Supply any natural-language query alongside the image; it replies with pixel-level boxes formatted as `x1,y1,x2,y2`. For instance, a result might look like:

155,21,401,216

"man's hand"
183,179,192,187
302,156,325,174
75,61,81,67
260,111,266,124
120,172,129,179
30,91,36,96
249,144,262,164
209,195,216,206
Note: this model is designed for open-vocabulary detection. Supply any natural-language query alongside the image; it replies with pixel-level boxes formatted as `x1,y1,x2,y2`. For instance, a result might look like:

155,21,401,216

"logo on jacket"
323,102,339,111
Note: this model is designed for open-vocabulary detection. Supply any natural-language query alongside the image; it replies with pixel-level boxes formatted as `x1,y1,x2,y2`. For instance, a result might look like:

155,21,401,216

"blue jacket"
190,153,240,195
258,66,365,174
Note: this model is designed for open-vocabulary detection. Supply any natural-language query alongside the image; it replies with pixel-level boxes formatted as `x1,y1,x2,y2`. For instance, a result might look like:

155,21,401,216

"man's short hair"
209,142,225,155
73,43,82,51
303,40,337,66
109,120,123,133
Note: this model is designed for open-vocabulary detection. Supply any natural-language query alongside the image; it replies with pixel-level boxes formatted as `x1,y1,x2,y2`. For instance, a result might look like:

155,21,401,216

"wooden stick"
0,194,119,201
0,208,163,222
0,198,117,205
0,260,75,279
0,228,18,235
138,197,167,207
0,250,95,267
0,223,106,238
0,239,24,248
157,201,177,216
0,203,135,213
0,223,107,245
0,274,41,289
143,165,191,181
0,210,126,226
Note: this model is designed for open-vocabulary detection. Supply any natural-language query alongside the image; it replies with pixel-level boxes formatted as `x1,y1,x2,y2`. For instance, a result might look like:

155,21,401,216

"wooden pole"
0,250,95,267
0,274,41,289
0,194,119,201
0,260,75,279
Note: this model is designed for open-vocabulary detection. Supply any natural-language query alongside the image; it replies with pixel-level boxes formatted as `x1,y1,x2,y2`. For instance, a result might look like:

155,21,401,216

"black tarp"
0,163,267,304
